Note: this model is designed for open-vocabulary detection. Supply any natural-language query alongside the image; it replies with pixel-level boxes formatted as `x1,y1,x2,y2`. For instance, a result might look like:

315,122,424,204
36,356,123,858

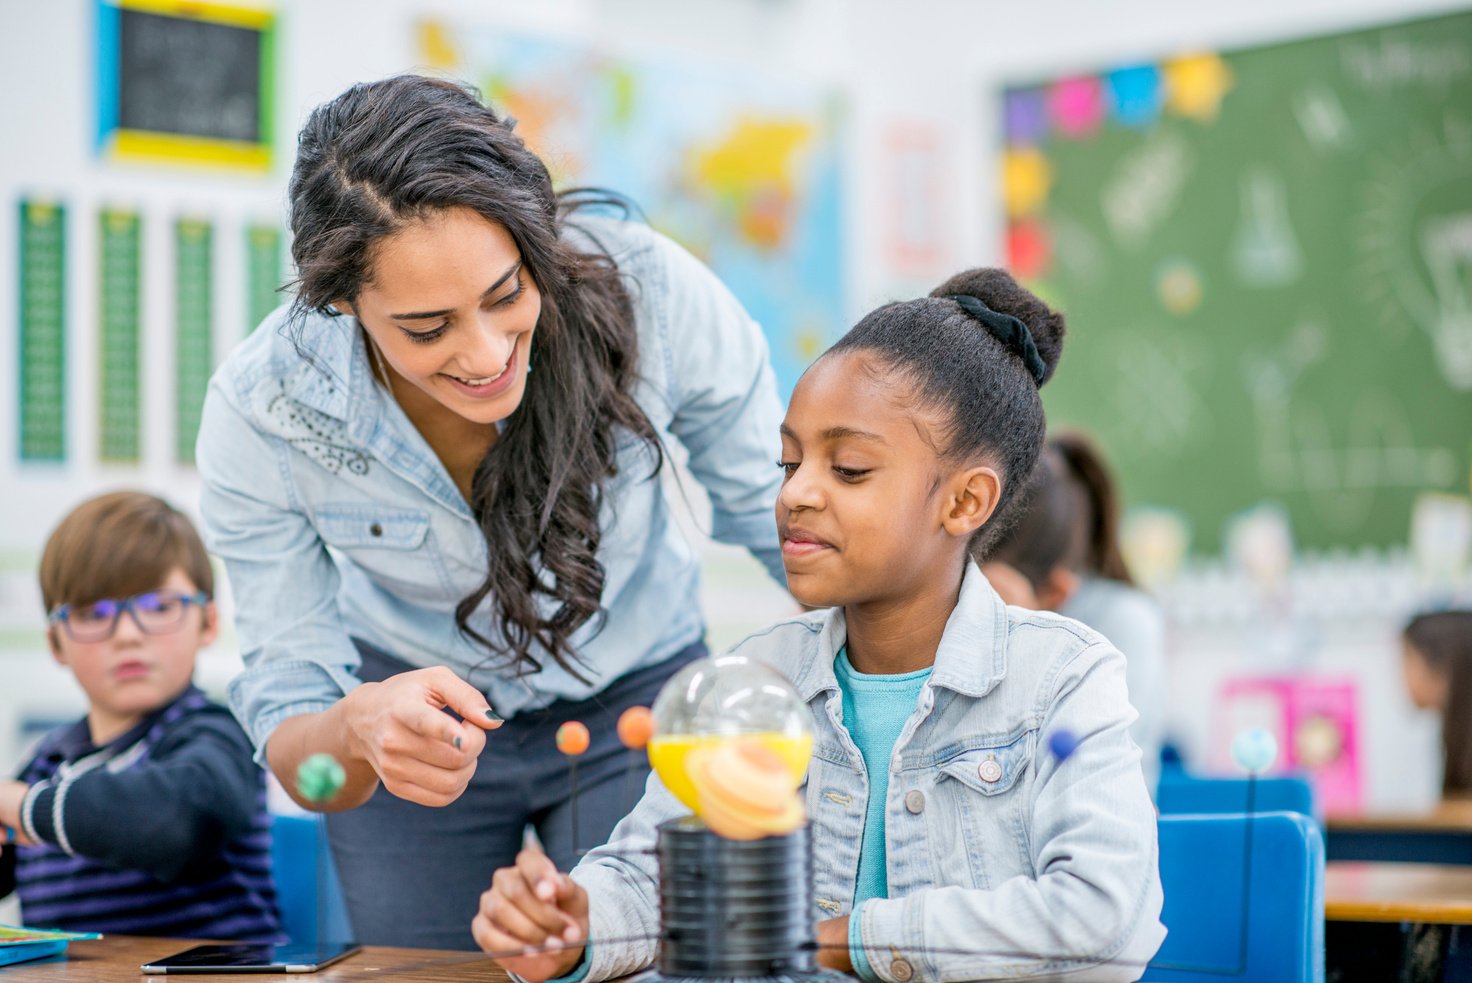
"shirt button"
904,790,924,814
369,523,383,537
979,759,1003,783
890,957,914,982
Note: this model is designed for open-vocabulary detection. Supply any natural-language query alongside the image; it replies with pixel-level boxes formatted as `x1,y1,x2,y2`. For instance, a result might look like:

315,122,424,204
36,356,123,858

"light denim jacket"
572,563,1166,983
196,216,786,761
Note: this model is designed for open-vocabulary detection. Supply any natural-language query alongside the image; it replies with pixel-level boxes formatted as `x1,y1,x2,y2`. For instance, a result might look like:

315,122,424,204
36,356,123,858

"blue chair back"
1157,772,1317,821
1143,811,1324,983
269,813,354,945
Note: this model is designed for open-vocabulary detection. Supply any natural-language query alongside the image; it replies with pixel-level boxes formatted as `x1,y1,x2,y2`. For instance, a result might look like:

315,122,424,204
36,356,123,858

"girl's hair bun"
929,268,1065,385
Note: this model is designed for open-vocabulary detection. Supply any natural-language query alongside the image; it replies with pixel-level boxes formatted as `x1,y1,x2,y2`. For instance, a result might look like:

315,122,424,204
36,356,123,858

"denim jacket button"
979,759,1003,783
904,790,925,814
890,957,914,982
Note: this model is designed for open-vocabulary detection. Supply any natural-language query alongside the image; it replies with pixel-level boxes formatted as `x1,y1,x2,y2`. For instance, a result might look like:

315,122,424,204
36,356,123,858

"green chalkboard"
1001,10,1472,553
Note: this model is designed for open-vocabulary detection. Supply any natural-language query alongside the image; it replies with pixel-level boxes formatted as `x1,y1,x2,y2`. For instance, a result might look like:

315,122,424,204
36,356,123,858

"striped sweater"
2,686,281,941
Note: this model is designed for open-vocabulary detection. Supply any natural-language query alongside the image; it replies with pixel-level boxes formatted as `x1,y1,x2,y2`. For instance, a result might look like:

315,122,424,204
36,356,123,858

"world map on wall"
419,22,845,399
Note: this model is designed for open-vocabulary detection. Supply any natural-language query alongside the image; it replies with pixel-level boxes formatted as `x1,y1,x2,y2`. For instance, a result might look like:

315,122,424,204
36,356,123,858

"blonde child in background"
0,492,280,941
474,270,1165,982
1402,610,1472,798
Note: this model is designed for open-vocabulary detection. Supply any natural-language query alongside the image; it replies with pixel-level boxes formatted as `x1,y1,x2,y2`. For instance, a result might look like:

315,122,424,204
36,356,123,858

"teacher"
196,75,787,949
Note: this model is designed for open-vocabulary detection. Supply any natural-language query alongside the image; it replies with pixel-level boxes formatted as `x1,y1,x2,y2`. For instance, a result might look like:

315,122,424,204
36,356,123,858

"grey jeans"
325,638,705,950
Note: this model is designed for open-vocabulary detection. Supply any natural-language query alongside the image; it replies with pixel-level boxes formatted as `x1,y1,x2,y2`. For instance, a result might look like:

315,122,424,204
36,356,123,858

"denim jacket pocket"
312,504,446,602
931,733,1035,889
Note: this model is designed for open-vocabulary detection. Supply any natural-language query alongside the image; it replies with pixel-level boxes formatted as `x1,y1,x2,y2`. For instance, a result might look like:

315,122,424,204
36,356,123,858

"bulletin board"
95,0,275,171
999,10,1472,553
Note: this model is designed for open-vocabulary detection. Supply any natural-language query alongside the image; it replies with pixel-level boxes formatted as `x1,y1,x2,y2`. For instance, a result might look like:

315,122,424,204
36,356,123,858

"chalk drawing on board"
1246,321,1458,530
1048,213,1105,285
1356,115,1472,388
1099,128,1192,248
1109,327,1213,452
1292,85,1352,153
1232,167,1302,287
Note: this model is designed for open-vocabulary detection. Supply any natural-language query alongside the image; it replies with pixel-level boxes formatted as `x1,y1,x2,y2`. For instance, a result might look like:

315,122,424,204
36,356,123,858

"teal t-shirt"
833,647,932,907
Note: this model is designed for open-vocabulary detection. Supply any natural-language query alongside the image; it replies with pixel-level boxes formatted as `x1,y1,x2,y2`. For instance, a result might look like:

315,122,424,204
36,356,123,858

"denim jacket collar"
789,562,1009,703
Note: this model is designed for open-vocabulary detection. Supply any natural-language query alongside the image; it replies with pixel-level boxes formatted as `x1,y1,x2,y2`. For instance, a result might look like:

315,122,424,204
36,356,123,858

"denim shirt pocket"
932,731,1035,890
312,504,448,603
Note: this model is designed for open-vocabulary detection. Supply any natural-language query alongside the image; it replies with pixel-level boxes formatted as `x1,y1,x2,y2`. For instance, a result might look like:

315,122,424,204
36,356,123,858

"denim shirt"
196,216,786,761
572,563,1166,983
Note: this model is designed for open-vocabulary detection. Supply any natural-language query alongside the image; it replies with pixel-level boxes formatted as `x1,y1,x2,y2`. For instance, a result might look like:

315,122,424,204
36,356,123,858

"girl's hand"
341,666,502,807
473,848,590,982
815,916,853,973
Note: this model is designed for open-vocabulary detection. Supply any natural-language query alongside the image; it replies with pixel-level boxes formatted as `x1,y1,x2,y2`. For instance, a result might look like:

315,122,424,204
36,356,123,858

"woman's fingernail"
485,708,503,723
453,735,463,750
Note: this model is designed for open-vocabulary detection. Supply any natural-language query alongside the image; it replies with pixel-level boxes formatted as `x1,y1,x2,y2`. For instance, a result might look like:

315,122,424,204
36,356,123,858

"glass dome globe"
648,655,815,811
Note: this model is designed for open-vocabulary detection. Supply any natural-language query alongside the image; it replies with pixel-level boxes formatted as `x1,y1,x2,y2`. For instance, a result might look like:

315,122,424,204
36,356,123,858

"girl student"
196,75,788,949
1402,610,1472,797
474,269,1166,981
981,433,1168,794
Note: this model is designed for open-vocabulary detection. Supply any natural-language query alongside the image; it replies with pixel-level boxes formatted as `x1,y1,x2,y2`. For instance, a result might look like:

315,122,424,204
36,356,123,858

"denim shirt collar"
282,311,473,518
282,310,365,426
789,562,1009,703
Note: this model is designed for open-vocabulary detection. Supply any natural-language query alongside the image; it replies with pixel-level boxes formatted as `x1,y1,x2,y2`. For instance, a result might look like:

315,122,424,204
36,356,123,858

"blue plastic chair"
1157,772,1317,821
269,813,355,945
1143,811,1324,983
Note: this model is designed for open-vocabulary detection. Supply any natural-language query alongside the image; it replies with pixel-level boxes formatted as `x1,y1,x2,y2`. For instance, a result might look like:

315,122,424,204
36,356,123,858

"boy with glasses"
0,492,281,941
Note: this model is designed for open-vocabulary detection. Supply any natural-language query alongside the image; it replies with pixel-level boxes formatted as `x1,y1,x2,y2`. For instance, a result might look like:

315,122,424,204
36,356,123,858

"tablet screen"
141,941,360,974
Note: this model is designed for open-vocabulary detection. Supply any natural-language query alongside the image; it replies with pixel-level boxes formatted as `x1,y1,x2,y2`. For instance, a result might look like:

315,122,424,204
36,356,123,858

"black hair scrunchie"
944,294,1047,385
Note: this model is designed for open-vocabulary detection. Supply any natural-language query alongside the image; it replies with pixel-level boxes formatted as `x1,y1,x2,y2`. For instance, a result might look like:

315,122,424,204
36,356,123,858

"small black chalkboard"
118,8,261,143
96,0,274,169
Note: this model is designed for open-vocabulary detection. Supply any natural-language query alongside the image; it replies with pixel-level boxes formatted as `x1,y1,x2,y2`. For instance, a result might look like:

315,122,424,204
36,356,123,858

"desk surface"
1326,861,1472,924
4,937,511,982
1327,799,1472,833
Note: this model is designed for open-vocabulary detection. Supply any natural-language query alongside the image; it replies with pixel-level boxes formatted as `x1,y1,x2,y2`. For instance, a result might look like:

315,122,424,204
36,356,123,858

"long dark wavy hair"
286,74,662,681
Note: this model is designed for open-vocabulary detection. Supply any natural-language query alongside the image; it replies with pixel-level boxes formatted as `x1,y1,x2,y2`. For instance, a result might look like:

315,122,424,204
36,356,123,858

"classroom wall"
1,0,1465,808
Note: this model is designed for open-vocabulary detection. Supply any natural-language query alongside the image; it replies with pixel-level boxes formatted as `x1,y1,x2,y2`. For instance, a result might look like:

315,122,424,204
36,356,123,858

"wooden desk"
3,937,511,982
1326,801,1472,865
1326,861,1472,924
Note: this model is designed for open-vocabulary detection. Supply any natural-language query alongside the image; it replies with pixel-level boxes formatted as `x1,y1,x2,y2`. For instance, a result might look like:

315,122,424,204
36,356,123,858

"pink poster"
1215,676,1361,813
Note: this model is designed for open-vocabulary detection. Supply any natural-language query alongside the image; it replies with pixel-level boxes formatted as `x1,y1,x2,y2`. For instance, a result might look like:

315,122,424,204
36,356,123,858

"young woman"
476,269,1165,982
196,75,787,949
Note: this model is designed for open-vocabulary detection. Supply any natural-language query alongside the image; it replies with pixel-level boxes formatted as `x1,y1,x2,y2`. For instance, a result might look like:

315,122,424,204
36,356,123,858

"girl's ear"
943,466,1001,538
1036,567,1080,612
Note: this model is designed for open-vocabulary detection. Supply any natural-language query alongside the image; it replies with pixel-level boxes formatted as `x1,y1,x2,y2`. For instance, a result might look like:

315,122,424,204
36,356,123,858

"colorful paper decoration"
1048,76,1104,138
1163,52,1234,122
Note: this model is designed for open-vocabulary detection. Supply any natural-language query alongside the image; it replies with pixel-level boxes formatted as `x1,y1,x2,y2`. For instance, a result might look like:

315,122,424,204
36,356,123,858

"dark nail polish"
453,735,463,750
485,708,503,723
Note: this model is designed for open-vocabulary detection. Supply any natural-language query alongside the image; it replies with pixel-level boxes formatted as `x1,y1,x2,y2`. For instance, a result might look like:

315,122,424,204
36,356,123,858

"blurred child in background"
0,492,280,940
982,432,1166,795
1402,610,1472,798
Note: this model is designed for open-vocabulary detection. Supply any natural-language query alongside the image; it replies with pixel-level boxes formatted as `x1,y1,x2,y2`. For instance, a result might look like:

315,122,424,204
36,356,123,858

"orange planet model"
617,706,655,749
556,721,591,756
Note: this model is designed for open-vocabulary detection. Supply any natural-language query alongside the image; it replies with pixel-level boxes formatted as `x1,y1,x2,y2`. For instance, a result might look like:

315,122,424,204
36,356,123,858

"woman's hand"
473,848,590,982
340,666,503,807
